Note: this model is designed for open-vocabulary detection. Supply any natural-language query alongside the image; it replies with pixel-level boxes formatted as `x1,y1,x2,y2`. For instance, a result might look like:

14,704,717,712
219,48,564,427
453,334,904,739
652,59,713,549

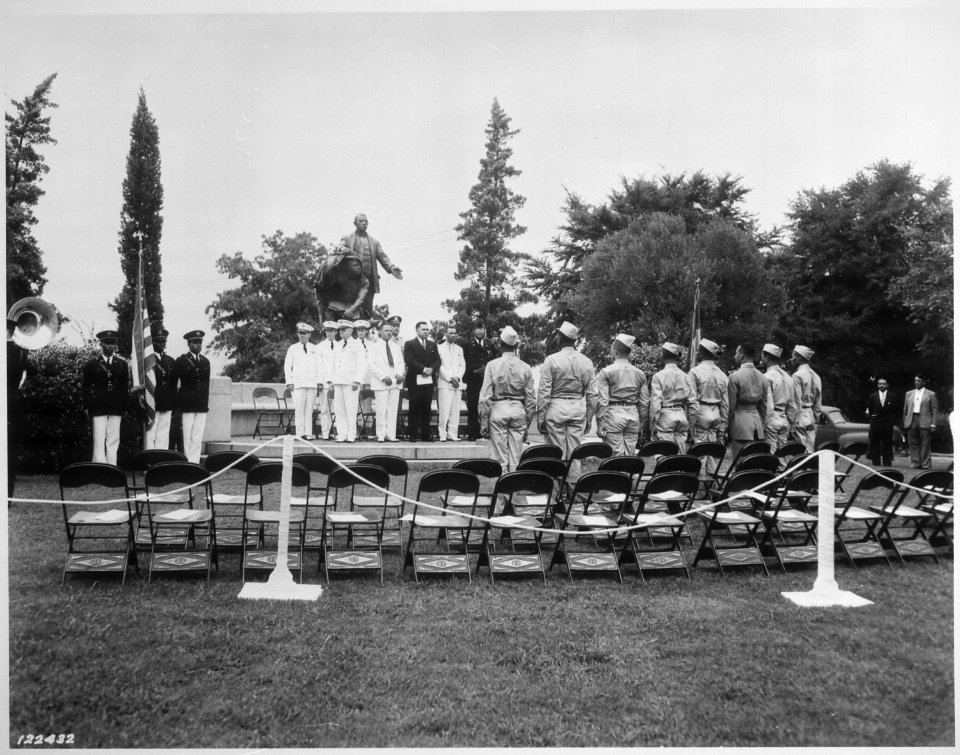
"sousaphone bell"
7,296,60,349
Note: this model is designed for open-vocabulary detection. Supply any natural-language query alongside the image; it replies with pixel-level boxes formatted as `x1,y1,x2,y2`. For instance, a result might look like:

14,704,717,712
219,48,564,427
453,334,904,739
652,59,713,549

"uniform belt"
662,403,685,409
608,401,635,406
551,394,583,399
493,396,523,401
700,400,720,406
801,404,813,408
773,404,786,411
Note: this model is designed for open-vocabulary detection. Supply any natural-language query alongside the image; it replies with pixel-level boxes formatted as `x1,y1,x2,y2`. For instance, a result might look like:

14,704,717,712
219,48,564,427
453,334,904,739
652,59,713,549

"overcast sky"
4,1,957,371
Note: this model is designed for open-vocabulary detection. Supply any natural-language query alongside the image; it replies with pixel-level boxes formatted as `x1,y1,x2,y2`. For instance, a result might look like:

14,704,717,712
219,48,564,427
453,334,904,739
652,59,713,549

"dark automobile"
815,405,904,449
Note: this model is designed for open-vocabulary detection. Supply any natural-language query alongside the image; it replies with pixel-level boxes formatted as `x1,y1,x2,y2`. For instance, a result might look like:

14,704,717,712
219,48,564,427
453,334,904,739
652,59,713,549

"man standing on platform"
463,321,495,440
727,343,770,461
173,330,211,463
479,326,535,473
403,321,441,442
437,325,466,442
760,343,798,451
82,329,130,465
316,321,339,440
791,345,822,453
596,333,648,456
903,373,938,469
145,326,177,450
336,214,404,317
332,319,367,443
284,322,321,440
649,341,698,453
688,338,728,475
369,321,405,442
537,321,598,480
865,376,898,466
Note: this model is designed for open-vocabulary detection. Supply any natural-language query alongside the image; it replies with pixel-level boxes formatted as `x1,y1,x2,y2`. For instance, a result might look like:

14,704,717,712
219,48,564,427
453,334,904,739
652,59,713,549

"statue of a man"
336,213,403,316
315,251,371,322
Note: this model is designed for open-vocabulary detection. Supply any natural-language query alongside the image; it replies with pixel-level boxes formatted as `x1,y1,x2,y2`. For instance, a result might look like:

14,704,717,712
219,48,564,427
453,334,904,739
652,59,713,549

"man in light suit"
336,214,404,317
437,325,466,441
903,374,939,469
369,321,405,442
403,321,441,442
865,376,898,467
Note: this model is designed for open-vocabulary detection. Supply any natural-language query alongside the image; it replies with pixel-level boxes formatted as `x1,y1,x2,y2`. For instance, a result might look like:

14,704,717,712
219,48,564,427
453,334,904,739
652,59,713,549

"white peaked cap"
296,322,314,332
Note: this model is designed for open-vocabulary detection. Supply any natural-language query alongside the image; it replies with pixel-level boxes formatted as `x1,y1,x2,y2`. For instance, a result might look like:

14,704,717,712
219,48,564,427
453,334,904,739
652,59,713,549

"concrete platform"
205,435,495,464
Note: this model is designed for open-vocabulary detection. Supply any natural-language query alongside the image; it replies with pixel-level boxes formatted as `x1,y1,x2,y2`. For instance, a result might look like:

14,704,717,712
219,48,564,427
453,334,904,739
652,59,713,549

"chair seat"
246,509,306,523
212,493,259,505
326,511,382,524
565,512,619,529
835,506,881,521
699,510,761,525
400,513,470,528
155,509,212,524
934,503,953,515
762,509,817,523
630,513,683,527
354,494,403,509
137,492,190,504
868,504,931,519
488,514,540,529
68,509,133,525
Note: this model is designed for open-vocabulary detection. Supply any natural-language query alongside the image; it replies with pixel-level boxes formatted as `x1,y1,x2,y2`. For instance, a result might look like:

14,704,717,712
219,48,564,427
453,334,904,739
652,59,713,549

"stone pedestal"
203,376,233,442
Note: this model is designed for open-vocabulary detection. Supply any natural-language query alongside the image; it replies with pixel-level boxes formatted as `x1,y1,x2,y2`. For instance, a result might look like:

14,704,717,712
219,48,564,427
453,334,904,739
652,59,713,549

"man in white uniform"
284,322,321,439
332,319,367,443
316,321,339,440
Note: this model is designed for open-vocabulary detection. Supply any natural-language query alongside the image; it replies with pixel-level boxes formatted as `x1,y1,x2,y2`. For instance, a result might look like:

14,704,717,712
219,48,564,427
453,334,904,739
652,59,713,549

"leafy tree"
110,88,165,356
444,98,531,333
773,160,952,410
207,231,326,381
5,73,57,310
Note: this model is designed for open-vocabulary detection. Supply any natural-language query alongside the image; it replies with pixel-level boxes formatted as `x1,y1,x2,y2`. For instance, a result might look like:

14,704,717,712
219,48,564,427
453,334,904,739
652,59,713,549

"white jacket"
438,340,465,390
317,338,337,384
332,337,368,385
368,337,406,391
284,342,320,387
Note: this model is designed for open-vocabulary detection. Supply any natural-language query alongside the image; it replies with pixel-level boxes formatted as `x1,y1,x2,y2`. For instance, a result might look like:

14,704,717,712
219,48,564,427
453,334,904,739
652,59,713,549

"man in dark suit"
903,373,939,469
403,321,440,441
81,329,130,465
173,330,211,463
462,320,497,440
865,376,898,466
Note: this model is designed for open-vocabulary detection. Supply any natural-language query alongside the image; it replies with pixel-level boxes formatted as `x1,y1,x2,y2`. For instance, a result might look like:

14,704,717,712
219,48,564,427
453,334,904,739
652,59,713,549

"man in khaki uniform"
687,337,728,475
596,333,649,456
760,343,798,451
727,343,771,461
791,344,822,453
478,326,536,473
537,321,599,481
649,341,698,453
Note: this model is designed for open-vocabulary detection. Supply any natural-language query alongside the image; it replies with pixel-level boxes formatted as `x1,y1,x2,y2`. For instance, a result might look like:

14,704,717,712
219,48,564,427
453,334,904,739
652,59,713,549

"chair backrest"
722,469,776,498
60,462,129,494
130,448,187,471
518,443,563,462
326,464,390,495
904,469,953,508
782,453,815,474
491,471,555,516
252,387,281,408
653,454,701,476
358,388,375,409
569,441,614,463
357,454,409,478
781,469,820,495
638,471,701,515
687,441,725,462
569,470,633,499
816,440,840,453
774,441,806,460
735,453,780,475
739,440,772,457
144,461,210,489
417,469,480,496
638,439,679,458
292,453,340,477
283,386,293,401
204,450,261,475
452,458,503,480
517,457,566,478
598,455,645,478
839,440,869,459
245,461,310,489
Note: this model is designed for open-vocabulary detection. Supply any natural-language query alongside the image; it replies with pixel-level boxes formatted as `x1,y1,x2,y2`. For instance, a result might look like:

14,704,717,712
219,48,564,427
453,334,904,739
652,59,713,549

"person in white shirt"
332,319,368,442
316,321,339,439
369,321,405,442
437,325,466,441
284,322,321,439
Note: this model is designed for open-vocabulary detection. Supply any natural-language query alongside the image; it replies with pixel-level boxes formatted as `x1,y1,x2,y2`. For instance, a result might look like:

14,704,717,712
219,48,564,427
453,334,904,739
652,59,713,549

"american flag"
132,249,157,428
687,283,701,370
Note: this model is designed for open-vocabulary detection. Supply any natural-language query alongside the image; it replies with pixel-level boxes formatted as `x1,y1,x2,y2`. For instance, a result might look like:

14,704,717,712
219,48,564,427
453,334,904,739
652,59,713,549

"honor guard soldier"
688,338,728,476
316,320,339,440
82,329,130,465
596,333,649,456
174,330,211,463
463,320,496,440
285,322,321,439
791,345,822,453
727,343,771,461
649,341,698,453
332,319,367,442
537,321,599,481
760,343,798,451
479,326,536,473
145,326,177,450
437,324,466,441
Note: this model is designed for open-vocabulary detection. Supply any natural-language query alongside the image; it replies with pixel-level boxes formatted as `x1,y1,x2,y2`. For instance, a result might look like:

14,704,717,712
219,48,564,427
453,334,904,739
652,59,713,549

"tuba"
7,297,60,349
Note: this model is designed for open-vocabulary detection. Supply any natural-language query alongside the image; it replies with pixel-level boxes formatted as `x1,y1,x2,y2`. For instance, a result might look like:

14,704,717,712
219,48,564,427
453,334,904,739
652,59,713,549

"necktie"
303,343,307,354
420,338,426,350
386,341,394,367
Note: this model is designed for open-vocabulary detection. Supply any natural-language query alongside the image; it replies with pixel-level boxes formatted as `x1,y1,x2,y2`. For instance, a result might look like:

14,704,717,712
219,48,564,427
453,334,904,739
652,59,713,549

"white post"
782,450,872,607
239,435,322,601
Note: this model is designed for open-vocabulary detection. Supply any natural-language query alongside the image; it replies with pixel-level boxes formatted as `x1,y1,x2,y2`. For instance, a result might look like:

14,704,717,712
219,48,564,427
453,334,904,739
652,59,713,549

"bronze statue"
315,250,371,322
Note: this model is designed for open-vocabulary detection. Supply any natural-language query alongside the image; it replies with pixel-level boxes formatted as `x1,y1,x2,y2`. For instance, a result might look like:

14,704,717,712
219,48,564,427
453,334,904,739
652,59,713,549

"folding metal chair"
355,454,409,549
774,441,806,470
128,448,187,499
715,440,771,491
869,470,940,564
518,443,563,464
834,468,900,568
835,440,869,493
688,441,726,494
204,450,261,551
59,463,138,585
515,457,566,546
558,441,614,509
755,469,819,571
908,470,954,551
320,464,390,583
357,388,376,440
241,462,309,582
252,387,289,438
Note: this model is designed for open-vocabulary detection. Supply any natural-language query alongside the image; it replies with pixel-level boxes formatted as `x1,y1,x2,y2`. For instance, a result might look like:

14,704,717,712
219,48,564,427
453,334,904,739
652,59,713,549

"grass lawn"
7,461,954,749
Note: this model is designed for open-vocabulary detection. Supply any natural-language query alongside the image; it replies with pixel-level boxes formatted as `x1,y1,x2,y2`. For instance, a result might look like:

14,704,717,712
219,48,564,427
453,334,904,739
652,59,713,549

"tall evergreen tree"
444,98,531,333
5,73,58,310
110,88,164,355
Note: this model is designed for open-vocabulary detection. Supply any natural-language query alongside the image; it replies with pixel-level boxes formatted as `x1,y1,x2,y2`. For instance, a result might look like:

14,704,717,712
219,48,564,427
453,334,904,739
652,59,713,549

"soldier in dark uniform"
81,329,130,465
145,326,178,450
173,330,211,463
462,320,496,441
7,317,29,496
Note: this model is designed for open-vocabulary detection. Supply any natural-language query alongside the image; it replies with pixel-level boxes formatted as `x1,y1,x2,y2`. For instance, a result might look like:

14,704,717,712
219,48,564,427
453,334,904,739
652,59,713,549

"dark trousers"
907,418,932,468
408,384,435,441
868,418,895,466
466,379,482,439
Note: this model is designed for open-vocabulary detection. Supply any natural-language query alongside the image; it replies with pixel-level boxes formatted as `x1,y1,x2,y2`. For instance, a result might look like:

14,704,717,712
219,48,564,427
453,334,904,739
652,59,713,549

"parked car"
815,405,904,449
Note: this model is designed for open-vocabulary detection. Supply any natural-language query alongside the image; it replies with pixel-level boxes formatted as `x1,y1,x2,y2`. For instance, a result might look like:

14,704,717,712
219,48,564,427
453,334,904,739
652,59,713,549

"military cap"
96,330,119,342
387,315,402,326
184,329,205,341
296,322,315,333
699,338,720,357
354,320,371,329
337,319,355,329
151,325,169,338
614,333,636,348
793,345,815,360
499,325,519,346
558,321,579,339
762,343,782,359
323,320,339,329
661,341,681,357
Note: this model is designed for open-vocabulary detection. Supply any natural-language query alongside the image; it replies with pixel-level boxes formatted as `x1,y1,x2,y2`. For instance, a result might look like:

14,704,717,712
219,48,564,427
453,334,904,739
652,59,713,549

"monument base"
238,567,323,602
781,587,872,608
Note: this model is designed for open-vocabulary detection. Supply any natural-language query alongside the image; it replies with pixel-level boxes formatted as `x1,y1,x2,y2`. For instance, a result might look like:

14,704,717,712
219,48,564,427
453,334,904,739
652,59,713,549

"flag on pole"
687,283,701,370
132,249,157,428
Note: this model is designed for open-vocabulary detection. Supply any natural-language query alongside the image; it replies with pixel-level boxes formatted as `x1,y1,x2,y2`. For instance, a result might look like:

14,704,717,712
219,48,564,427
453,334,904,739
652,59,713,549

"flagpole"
687,281,701,370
